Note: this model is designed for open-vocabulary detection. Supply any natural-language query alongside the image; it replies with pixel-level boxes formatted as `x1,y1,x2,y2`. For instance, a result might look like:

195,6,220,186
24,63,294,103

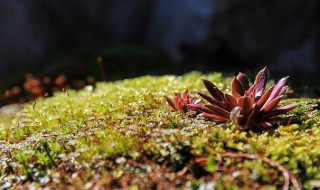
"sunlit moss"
0,72,319,188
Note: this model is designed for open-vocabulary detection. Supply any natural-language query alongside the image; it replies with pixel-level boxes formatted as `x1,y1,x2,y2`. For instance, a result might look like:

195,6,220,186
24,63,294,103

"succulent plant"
190,67,297,131
165,89,201,113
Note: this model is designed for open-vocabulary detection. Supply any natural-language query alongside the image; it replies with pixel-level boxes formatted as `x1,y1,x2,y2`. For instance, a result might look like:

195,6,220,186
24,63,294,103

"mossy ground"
0,72,319,189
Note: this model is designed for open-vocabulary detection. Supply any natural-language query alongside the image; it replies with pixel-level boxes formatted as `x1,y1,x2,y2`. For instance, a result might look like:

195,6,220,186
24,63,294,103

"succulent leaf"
279,86,288,97
165,96,177,111
231,89,242,100
189,104,213,113
232,77,245,96
182,89,189,102
198,92,229,110
224,94,238,109
201,113,229,122
254,67,269,97
237,96,253,115
275,103,297,112
255,85,274,108
202,79,225,101
264,103,297,117
265,76,289,105
261,96,283,112
236,72,250,91
204,105,230,119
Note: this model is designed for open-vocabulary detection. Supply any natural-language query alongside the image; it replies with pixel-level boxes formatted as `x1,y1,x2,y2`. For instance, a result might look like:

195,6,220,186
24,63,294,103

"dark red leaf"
256,85,274,108
278,86,288,96
174,93,181,103
261,96,283,112
237,96,253,115
236,72,250,91
254,67,269,97
265,76,289,105
188,104,213,113
231,90,241,100
177,99,184,110
182,89,189,101
165,96,178,111
201,113,229,122
265,116,280,121
246,84,255,95
276,103,297,112
205,104,230,118
198,92,229,110
246,87,256,103
202,79,225,101
232,77,245,96
264,103,297,117
225,94,238,109
198,92,218,104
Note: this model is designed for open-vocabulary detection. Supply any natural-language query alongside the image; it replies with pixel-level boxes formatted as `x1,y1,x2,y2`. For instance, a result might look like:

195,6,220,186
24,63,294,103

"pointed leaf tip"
202,79,225,101
254,67,269,96
265,76,289,105
232,77,245,96
276,103,297,112
182,89,189,98
165,96,177,111
236,72,250,91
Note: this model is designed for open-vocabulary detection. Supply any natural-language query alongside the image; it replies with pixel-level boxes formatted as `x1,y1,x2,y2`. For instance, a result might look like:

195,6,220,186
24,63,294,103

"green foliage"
0,72,319,189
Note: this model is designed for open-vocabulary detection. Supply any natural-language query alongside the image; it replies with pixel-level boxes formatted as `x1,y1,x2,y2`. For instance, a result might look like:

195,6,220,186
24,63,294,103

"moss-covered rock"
0,72,319,189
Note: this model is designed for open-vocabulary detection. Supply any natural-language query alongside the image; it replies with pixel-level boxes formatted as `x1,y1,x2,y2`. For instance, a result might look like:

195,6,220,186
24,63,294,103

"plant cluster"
166,67,296,131
165,89,201,113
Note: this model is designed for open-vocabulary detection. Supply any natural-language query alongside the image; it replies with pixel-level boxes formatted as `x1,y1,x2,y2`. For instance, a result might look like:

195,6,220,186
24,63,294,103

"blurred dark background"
0,0,319,103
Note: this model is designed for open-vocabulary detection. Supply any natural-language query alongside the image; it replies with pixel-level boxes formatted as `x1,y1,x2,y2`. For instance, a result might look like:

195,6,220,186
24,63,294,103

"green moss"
0,72,319,189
